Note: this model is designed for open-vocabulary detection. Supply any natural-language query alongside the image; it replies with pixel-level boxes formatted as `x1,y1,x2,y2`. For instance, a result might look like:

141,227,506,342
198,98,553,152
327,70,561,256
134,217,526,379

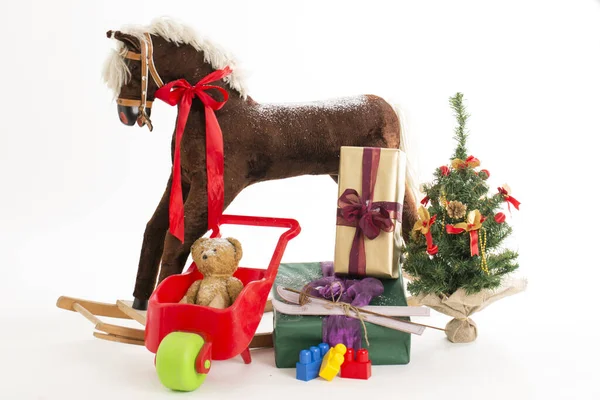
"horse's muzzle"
117,105,151,127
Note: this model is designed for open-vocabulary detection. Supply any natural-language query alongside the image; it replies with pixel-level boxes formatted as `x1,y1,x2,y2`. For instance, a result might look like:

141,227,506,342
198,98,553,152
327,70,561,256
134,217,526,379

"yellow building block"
319,344,347,381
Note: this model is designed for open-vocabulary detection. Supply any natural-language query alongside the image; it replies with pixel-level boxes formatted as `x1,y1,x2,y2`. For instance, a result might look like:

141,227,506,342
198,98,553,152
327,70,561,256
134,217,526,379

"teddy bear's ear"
191,237,209,253
226,238,243,263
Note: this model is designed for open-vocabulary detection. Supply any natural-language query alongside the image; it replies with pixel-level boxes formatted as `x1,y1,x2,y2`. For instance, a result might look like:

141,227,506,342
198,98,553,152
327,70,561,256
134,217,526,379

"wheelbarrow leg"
240,347,252,364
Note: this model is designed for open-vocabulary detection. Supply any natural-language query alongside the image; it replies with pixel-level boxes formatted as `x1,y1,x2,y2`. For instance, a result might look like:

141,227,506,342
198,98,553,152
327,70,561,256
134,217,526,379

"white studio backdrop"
0,1,599,399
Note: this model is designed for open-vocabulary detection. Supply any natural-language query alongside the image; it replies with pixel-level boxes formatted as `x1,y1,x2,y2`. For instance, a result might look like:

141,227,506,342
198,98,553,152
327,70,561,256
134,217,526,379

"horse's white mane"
102,17,247,98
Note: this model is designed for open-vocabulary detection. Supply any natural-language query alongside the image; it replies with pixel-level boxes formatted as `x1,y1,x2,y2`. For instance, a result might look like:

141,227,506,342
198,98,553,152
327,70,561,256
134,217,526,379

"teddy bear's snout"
201,249,217,260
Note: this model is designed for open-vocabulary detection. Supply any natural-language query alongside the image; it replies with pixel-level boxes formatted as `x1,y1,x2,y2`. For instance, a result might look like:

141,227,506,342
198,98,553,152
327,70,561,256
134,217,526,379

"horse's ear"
107,30,141,53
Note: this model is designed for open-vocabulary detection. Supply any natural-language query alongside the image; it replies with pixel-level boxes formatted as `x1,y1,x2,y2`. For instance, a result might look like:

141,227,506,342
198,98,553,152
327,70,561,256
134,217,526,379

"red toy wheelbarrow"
148,214,300,391
56,214,300,392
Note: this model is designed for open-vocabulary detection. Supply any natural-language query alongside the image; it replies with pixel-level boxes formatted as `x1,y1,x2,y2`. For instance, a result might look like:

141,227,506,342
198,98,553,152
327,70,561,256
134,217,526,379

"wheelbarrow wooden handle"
263,300,273,313
249,332,273,349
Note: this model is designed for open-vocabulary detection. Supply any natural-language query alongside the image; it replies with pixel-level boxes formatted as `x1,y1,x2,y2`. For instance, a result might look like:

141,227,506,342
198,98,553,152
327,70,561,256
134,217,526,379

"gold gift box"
334,146,406,278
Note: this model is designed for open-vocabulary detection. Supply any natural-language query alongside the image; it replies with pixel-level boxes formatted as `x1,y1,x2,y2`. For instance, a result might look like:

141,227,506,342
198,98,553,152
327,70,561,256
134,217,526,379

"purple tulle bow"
301,262,384,350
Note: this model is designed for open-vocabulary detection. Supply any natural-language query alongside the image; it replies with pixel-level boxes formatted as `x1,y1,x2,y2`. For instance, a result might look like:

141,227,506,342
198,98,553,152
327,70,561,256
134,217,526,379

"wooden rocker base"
57,296,146,344
57,296,274,349
93,332,145,346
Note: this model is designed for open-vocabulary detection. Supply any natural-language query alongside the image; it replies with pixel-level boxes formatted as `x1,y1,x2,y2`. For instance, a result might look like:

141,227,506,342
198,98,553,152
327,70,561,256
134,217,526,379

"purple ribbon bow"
336,148,402,275
302,262,384,350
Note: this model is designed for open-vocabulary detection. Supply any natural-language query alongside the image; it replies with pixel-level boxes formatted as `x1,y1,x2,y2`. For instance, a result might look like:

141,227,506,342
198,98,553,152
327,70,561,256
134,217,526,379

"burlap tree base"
408,277,527,343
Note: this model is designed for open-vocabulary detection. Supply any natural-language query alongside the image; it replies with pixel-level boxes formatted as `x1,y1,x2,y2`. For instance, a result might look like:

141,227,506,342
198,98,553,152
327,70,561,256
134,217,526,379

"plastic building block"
340,348,372,380
296,343,330,381
319,343,347,381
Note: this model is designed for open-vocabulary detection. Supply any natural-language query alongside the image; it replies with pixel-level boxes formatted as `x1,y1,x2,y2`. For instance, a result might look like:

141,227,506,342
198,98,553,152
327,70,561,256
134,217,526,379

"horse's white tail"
392,104,420,203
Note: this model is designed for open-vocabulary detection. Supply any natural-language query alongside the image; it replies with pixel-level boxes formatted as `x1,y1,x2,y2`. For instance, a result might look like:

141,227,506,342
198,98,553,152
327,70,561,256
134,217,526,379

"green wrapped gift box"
272,262,411,368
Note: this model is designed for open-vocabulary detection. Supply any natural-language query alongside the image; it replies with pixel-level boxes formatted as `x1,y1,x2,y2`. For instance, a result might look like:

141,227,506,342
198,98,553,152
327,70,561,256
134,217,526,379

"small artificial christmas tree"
404,93,526,343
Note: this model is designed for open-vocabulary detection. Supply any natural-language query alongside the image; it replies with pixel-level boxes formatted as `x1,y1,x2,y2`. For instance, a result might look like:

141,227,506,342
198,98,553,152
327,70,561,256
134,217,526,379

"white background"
1,0,599,398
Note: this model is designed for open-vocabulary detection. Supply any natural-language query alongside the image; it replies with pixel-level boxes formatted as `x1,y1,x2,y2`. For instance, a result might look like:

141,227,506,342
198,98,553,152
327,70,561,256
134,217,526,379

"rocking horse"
102,17,418,310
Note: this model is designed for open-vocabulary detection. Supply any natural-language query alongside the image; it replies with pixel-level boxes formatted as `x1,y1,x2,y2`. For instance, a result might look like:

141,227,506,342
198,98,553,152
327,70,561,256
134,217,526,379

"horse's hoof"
132,298,148,310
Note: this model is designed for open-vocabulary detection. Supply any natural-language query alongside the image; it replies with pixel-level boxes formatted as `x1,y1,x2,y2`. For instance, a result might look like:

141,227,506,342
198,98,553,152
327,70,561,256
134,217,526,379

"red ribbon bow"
412,206,438,255
155,66,232,242
451,155,481,170
498,186,520,212
445,210,485,256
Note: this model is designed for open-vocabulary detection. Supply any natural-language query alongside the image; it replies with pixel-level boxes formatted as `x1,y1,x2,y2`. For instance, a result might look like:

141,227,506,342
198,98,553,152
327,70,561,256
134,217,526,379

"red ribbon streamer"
155,67,232,242
445,225,464,235
423,215,438,255
469,230,479,256
336,148,402,276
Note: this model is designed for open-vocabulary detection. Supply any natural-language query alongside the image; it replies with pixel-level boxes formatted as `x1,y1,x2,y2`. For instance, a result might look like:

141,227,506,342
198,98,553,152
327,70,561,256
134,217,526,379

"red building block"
340,348,372,380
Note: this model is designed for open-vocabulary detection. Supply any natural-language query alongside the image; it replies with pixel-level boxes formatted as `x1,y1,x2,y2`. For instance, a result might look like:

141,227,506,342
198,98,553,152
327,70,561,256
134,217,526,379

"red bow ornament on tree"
446,209,485,256
155,66,232,242
451,155,480,170
412,206,438,255
498,184,520,212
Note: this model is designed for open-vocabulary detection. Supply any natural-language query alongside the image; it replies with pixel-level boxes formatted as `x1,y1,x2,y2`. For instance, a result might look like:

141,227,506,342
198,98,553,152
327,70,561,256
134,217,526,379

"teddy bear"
179,237,244,309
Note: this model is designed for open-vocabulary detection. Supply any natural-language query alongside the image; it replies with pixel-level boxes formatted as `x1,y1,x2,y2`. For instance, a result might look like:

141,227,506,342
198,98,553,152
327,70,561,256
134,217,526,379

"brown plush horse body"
103,18,417,309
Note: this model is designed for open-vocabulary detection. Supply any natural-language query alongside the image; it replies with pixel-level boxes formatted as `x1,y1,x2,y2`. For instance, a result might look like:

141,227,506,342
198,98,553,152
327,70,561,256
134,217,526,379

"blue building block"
296,343,330,381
